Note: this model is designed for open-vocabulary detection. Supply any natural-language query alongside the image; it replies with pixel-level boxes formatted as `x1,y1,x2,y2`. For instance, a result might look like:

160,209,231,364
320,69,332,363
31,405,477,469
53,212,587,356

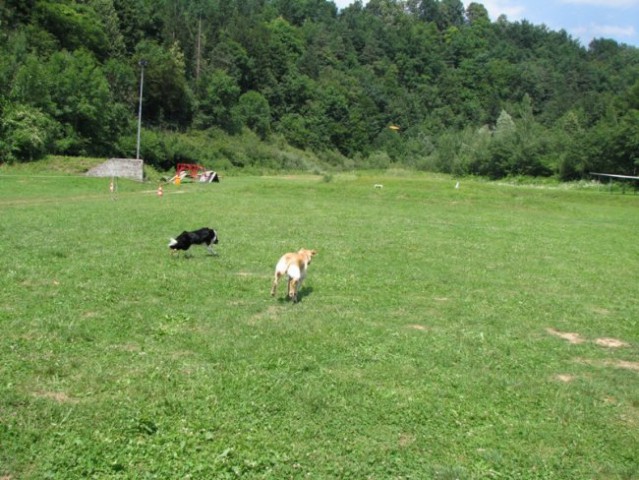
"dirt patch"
110,343,142,353
398,433,416,447
407,324,429,331
236,271,264,278
546,329,630,348
594,338,629,348
546,328,586,344
33,391,78,403
248,305,281,324
615,360,639,371
575,358,639,372
554,374,576,383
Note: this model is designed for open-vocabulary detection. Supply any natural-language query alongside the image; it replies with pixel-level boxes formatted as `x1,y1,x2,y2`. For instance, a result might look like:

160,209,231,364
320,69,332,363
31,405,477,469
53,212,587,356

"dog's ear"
311,250,317,256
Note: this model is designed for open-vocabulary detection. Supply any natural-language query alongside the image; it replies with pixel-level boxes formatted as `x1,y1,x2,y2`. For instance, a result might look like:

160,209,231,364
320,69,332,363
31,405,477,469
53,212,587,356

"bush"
364,151,392,169
0,104,59,162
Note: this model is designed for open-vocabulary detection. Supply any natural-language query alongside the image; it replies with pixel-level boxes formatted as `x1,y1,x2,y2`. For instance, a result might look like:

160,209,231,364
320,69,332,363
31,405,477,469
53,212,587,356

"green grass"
1,170,638,479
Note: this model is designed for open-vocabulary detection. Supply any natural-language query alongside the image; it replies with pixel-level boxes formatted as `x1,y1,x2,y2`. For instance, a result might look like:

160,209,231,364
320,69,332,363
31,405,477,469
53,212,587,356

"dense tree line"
1,0,638,178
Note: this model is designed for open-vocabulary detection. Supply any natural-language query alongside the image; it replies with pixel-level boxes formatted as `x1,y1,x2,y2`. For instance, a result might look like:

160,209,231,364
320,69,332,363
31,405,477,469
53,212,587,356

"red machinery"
176,163,206,179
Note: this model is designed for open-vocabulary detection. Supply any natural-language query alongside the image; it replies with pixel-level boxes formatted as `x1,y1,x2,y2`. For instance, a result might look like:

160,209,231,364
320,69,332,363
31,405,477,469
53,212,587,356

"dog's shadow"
172,252,218,259
277,286,314,303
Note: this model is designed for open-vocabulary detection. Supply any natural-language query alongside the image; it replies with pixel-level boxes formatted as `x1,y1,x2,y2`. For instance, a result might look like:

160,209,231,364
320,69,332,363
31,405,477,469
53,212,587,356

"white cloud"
576,23,636,37
571,23,637,45
332,0,354,9
479,0,527,21
334,1,346,8
561,0,639,6
594,25,636,37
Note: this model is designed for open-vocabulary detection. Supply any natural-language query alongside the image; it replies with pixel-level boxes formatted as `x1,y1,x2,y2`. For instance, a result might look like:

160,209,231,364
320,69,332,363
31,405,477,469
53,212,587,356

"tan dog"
270,249,317,302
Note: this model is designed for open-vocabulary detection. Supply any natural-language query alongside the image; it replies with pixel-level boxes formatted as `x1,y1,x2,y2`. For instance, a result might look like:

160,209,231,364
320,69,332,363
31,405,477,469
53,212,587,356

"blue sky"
333,0,639,47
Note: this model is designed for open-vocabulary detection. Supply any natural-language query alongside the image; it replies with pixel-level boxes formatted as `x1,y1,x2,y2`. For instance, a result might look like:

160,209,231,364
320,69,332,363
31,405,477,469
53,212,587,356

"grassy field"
1,169,638,479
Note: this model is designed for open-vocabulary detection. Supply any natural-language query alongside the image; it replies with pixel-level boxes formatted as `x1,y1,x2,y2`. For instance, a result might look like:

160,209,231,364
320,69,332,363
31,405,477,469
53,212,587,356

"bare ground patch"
589,306,611,316
553,374,576,383
575,358,639,372
109,342,143,353
406,324,429,331
613,360,639,371
236,270,267,279
398,433,416,447
594,338,629,348
546,328,630,348
33,391,78,404
249,305,282,324
546,328,585,344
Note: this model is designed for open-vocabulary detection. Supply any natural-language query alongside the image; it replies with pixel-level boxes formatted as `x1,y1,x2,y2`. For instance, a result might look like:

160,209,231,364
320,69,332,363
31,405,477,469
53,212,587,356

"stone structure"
86,158,144,181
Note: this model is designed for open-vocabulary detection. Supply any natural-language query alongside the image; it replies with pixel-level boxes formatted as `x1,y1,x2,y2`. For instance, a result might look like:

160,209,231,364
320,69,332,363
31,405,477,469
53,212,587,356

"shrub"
0,104,59,162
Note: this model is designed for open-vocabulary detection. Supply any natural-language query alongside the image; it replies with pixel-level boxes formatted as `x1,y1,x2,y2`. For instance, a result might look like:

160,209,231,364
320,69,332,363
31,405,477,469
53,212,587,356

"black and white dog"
168,227,218,256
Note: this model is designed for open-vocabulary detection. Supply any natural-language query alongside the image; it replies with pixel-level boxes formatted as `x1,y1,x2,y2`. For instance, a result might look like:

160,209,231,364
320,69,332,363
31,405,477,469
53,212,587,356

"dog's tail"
168,238,177,247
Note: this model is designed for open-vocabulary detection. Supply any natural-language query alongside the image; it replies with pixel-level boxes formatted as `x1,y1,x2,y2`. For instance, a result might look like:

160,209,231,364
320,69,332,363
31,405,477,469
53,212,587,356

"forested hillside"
1,0,638,178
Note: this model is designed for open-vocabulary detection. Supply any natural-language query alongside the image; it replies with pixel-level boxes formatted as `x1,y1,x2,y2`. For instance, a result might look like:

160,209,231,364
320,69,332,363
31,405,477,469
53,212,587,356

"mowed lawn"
1,172,638,479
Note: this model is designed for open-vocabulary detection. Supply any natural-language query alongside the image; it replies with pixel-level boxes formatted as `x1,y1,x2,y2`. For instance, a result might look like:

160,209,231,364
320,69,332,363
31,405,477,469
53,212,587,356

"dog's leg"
297,271,306,292
288,277,301,302
286,264,301,302
271,272,282,296
291,270,306,303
